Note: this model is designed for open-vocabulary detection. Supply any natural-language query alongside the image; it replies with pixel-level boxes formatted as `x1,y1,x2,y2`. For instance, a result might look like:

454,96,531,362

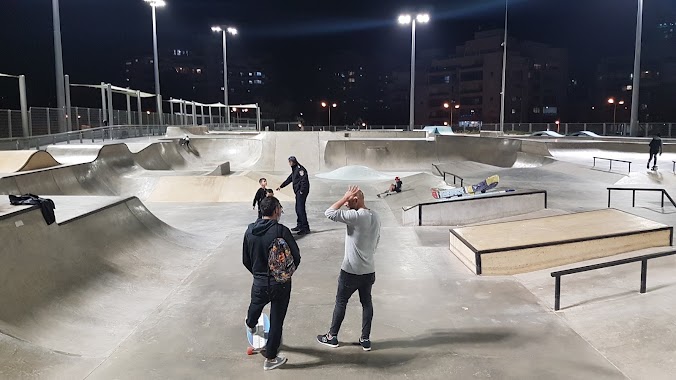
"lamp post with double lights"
398,13,430,131
144,0,166,124
608,98,625,125
211,25,238,126
321,102,337,126
443,102,460,128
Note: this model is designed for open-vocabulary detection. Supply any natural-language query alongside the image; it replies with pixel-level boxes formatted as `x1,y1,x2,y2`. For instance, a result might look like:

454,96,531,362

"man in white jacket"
317,186,381,351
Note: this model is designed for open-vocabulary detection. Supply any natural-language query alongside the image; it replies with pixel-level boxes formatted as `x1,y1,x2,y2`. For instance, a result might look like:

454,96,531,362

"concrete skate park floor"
2,134,676,379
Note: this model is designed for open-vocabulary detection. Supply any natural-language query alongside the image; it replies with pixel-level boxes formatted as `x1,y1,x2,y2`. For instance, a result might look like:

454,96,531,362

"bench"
593,157,631,173
551,249,676,311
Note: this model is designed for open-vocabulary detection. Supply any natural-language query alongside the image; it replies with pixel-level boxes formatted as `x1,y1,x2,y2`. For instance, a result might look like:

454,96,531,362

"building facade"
424,30,568,126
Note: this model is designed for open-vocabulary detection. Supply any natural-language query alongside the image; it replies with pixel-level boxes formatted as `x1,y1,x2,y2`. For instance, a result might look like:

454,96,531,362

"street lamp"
398,13,430,131
321,101,337,126
629,0,644,136
499,0,509,134
52,0,66,132
608,98,623,125
144,0,166,125
443,102,460,127
211,25,238,126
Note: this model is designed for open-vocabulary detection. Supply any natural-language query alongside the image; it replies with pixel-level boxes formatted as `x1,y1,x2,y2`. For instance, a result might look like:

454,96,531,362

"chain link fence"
479,123,675,137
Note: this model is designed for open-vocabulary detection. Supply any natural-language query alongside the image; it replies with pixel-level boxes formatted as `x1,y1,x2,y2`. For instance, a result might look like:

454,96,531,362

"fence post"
603,123,607,136
669,123,672,138
565,123,569,135
46,108,51,135
529,123,532,133
6,110,12,139
583,123,587,131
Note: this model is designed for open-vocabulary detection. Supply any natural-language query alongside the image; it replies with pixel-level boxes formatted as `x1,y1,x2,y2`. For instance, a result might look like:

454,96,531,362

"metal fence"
479,123,675,137
0,107,231,139
0,125,168,150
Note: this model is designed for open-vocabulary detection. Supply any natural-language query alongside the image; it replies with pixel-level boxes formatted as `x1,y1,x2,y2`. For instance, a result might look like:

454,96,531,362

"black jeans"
330,270,376,339
648,151,659,167
295,192,309,230
246,281,291,359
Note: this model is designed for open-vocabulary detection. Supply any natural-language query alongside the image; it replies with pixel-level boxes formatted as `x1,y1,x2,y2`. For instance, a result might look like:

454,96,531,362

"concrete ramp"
450,209,672,275
147,176,295,203
0,196,216,357
403,189,547,226
0,151,61,173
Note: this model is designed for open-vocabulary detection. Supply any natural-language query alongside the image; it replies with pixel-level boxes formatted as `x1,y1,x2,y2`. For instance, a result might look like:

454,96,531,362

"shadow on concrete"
562,281,676,310
280,328,513,369
184,143,201,157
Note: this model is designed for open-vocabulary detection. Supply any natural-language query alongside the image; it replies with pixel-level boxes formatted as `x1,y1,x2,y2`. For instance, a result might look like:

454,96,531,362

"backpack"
268,225,296,283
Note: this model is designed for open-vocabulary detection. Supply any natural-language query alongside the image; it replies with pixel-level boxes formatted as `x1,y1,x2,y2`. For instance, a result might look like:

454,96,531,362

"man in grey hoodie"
243,197,301,370
317,186,381,351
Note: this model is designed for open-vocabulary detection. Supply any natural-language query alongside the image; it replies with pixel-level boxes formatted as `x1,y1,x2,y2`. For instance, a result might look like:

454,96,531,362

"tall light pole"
443,102,460,127
145,0,166,125
52,0,66,132
629,0,644,137
321,101,337,126
211,26,238,126
399,13,430,131
499,0,509,134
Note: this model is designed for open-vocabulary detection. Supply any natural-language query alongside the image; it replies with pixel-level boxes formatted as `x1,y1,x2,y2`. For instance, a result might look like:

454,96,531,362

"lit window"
196,68,202,74
348,78,356,83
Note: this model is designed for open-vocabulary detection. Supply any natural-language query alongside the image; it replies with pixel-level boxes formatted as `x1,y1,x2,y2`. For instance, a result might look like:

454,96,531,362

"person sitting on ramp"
377,177,402,198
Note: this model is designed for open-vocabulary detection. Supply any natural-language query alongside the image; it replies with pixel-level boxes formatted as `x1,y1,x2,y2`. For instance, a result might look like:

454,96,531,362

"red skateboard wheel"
247,347,254,355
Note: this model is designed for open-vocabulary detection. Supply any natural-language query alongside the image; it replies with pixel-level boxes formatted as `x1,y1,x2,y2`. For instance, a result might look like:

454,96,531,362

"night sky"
0,0,674,108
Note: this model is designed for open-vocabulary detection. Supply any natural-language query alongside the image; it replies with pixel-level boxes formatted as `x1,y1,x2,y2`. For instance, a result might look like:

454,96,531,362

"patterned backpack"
268,225,296,283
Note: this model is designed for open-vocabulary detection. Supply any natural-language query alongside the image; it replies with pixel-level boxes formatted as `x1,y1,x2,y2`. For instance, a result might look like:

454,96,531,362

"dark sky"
0,0,674,107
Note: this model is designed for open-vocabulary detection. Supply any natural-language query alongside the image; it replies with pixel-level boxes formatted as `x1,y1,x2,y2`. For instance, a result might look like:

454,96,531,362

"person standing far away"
243,197,301,371
648,133,663,170
276,156,311,235
253,178,268,220
317,186,381,352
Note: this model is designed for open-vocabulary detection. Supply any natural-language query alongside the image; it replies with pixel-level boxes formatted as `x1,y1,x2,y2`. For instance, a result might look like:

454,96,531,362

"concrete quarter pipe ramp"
0,196,218,358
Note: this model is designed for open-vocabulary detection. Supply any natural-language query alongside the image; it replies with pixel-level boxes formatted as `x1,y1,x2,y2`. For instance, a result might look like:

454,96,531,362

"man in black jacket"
277,156,311,234
243,197,301,371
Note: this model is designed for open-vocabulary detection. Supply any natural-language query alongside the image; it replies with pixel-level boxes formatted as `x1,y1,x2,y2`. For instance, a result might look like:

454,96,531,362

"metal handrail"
442,172,464,186
607,187,676,209
551,249,676,311
593,156,632,173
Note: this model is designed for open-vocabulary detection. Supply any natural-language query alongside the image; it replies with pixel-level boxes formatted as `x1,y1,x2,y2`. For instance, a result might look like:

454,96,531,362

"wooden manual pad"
450,209,673,275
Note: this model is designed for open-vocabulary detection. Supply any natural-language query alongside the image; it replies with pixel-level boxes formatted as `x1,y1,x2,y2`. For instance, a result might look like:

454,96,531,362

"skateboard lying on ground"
431,175,500,199
377,191,398,198
246,313,270,355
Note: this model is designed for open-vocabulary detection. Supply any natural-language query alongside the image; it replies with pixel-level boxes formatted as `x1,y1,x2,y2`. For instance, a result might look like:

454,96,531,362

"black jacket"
253,188,266,209
243,219,301,286
649,137,663,154
280,163,310,195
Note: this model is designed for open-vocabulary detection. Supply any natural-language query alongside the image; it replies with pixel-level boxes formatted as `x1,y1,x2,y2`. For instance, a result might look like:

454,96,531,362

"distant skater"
377,177,402,198
648,133,663,170
180,135,191,149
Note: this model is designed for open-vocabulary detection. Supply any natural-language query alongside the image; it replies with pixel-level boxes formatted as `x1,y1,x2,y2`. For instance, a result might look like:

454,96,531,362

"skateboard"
377,191,397,198
431,175,500,199
246,313,270,355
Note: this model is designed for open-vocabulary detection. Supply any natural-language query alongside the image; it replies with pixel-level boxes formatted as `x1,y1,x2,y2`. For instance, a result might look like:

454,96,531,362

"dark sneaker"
317,333,339,348
297,229,311,235
263,356,287,371
291,227,301,232
359,338,372,351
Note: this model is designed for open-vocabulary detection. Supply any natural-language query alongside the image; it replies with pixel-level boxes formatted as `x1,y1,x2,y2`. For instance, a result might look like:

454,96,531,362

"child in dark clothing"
266,189,274,197
253,178,268,219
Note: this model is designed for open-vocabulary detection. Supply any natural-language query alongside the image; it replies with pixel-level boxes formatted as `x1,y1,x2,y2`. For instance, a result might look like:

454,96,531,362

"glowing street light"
321,101,337,126
608,98,625,125
443,102,460,127
212,25,238,125
398,12,430,131
144,0,166,124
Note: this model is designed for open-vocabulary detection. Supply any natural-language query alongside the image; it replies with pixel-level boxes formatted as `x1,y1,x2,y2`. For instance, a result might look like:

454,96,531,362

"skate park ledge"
403,189,547,226
449,209,673,275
